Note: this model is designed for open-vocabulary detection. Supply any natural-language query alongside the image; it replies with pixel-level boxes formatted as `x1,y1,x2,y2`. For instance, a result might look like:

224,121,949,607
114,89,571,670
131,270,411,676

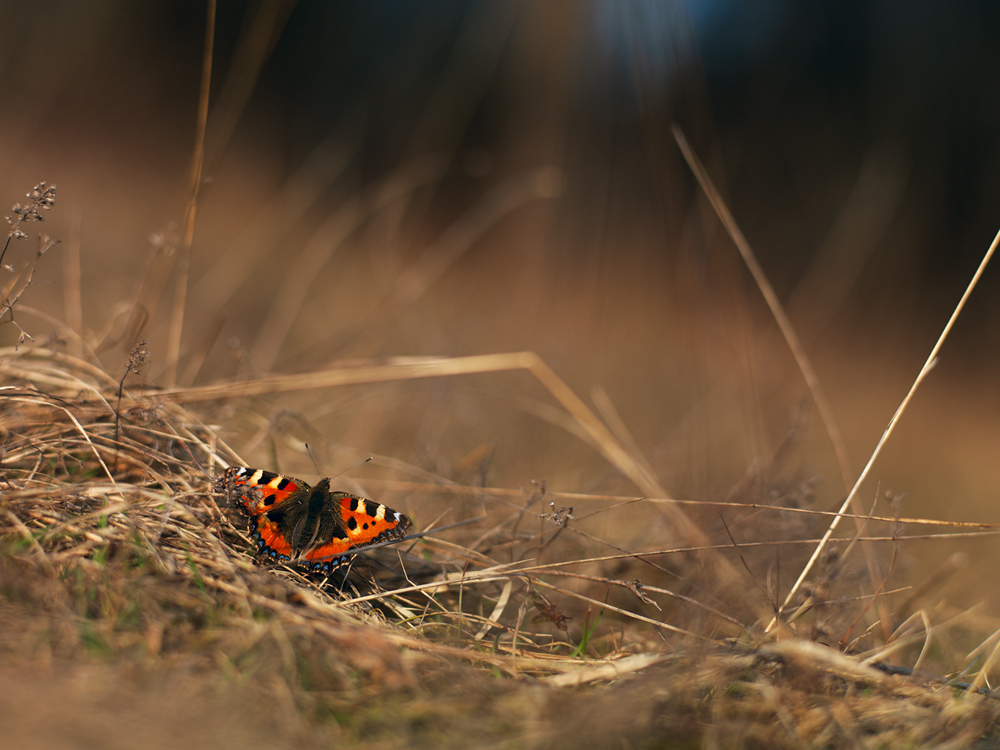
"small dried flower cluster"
0,182,59,347
533,593,571,631
125,340,150,377
114,340,151,445
6,182,57,241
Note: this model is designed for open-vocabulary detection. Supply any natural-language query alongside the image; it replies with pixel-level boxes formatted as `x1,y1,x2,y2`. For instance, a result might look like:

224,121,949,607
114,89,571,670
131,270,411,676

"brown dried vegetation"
1,326,999,748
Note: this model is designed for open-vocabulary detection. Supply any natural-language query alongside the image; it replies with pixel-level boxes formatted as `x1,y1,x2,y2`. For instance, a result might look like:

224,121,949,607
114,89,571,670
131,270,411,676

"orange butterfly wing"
299,491,411,564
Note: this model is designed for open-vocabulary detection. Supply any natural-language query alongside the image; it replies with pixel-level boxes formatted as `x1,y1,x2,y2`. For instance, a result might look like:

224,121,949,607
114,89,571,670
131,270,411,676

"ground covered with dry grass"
2,342,999,749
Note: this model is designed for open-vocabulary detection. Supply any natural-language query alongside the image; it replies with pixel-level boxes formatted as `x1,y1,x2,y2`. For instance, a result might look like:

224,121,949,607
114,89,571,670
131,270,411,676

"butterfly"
218,465,412,573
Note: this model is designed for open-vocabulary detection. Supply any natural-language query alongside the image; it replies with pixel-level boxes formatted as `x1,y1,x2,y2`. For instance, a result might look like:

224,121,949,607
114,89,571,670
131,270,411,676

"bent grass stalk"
769,224,1000,631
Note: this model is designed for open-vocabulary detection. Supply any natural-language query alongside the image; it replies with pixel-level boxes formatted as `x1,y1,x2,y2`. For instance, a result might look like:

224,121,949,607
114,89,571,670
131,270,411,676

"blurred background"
2,1,1000,612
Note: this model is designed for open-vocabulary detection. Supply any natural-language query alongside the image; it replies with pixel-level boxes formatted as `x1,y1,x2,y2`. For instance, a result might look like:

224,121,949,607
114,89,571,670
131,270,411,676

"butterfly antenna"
329,456,374,481
304,442,321,474
303,442,373,478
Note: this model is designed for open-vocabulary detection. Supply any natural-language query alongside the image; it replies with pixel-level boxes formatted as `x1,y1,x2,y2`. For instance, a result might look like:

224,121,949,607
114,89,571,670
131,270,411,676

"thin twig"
768,224,1000,631
672,124,890,628
165,0,215,387
671,125,852,490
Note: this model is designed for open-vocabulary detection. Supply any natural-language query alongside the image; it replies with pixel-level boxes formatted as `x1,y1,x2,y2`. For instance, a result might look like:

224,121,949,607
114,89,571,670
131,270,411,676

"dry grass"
1,331,999,748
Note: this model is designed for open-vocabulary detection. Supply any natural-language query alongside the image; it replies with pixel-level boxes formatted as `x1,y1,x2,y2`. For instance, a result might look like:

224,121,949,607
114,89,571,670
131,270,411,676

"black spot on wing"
264,507,287,525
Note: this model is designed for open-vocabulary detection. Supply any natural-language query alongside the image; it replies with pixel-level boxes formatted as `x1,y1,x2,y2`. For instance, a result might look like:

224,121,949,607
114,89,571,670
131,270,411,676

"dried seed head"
8,183,57,229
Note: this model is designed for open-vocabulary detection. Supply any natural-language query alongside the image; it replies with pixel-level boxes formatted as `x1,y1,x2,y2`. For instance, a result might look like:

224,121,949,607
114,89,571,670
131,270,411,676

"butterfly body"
219,466,412,572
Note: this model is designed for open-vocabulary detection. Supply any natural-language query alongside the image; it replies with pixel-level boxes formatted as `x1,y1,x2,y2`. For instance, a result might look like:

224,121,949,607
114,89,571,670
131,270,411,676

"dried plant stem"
63,210,84,359
768,223,1000,631
671,125,894,625
165,0,215,387
1,237,59,346
671,125,852,490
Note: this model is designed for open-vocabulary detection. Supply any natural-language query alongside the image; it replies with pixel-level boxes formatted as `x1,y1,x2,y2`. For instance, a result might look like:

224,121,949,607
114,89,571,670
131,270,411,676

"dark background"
4,2,1000,327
